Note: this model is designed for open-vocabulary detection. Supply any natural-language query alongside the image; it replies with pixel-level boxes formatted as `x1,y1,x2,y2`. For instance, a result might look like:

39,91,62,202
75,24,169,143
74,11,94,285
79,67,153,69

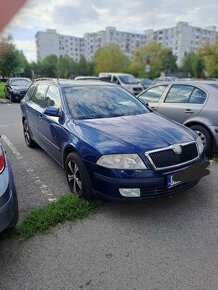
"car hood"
74,113,196,155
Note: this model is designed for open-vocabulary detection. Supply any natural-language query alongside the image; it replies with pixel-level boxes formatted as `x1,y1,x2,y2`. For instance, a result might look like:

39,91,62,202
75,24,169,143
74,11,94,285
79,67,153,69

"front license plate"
167,175,182,188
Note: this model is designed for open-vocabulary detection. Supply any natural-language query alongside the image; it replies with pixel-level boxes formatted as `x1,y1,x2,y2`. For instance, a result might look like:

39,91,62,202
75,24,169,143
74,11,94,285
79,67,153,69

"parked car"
137,81,218,155
137,78,155,89
4,77,32,102
154,76,179,83
0,142,18,233
20,79,207,200
98,73,143,95
75,76,99,80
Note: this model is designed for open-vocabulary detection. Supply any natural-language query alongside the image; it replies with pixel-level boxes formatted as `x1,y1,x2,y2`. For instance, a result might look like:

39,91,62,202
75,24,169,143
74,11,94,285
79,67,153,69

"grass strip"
16,194,101,239
0,82,5,98
213,154,218,162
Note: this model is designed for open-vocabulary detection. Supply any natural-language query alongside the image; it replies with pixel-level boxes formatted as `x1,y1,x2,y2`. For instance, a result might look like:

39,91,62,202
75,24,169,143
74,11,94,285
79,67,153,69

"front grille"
147,142,198,169
140,180,199,199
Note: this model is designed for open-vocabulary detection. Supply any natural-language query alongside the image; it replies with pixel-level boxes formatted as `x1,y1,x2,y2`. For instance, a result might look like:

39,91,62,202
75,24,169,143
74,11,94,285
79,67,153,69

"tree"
41,55,58,77
161,49,178,75
57,55,77,78
181,52,204,78
94,44,129,75
198,40,218,77
0,41,23,78
129,41,177,79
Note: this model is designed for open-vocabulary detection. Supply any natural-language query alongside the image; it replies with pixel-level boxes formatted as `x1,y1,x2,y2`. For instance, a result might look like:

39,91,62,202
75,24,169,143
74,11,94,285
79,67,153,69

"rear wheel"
65,152,93,199
23,120,36,147
190,125,212,156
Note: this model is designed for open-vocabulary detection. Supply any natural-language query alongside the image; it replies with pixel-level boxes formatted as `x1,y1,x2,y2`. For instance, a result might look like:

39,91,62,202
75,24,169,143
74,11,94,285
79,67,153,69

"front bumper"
11,92,26,102
0,164,17,232
91,155,207,201
209,125,218,153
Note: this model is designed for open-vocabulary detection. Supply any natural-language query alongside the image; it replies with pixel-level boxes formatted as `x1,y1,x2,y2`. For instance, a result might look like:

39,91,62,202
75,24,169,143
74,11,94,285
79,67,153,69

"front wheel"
190,125,212,156
23,120,36,147
65,152,93,199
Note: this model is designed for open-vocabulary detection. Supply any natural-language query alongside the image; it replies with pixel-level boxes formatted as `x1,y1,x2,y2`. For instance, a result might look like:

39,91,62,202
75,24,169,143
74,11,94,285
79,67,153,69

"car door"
38,85,63,164
26,84,48,144
138,85,168,110
157,84,207,123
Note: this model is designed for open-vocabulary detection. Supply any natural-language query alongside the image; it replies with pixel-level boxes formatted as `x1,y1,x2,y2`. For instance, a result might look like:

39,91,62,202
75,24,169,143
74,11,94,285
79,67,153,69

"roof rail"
34,78,59,84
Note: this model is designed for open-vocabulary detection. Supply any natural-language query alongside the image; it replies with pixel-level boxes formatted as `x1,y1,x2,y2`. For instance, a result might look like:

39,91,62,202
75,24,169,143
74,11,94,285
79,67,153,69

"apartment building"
36,29,85,61
36,23,218,65
144,22,218,65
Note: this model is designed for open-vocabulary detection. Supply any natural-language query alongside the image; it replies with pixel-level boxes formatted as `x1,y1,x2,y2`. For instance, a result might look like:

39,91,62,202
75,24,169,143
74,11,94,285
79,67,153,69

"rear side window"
189,88,207,104
165,85,194,103
45,85,61,108
31,84,48,107
139,85,167,103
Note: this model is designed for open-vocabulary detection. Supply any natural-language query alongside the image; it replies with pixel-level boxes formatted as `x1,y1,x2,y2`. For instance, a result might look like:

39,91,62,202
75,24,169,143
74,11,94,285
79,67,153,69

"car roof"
151,80,218,88
33,78,116,87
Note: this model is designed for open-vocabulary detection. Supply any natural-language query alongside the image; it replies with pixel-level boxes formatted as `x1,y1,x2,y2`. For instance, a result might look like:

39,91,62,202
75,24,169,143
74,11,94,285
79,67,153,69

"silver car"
137,81,218,155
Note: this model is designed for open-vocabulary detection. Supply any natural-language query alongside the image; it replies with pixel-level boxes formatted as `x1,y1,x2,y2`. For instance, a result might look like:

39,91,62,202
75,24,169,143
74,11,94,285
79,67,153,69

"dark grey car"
137,81,218,155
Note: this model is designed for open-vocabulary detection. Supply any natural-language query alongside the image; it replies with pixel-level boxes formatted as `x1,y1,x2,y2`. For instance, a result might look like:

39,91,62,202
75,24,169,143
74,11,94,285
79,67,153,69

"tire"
190,125,212,156
23,119,36,147
65,152,93,199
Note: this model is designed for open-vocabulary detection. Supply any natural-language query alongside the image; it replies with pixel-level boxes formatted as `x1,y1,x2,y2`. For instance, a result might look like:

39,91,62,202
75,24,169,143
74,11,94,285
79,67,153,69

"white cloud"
15,40,36,62
2,0,218,61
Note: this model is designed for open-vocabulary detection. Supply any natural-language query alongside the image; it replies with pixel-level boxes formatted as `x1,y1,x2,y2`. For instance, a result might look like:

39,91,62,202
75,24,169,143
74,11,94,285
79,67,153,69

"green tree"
198,40,218,77
57,55,77,78
0,41,22,77
41,54,58,77
161,49,178,75
129,41,177,79
181,51,204,77
94,44,129,75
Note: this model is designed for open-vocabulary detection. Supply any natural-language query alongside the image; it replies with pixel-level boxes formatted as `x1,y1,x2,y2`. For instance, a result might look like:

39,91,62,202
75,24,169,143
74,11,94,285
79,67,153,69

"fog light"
119,188,141,197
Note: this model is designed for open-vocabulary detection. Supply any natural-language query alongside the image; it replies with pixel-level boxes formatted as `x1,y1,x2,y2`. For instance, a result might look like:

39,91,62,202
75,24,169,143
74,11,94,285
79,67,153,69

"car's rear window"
63,86,149,120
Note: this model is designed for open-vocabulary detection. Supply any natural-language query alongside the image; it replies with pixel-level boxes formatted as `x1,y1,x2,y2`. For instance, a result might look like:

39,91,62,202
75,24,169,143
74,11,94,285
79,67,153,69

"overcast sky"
2,0,218,61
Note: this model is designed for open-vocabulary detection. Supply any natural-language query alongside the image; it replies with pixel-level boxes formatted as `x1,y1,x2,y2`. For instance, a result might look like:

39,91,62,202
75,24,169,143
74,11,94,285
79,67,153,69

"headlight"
96,154,147,169
196,136,204,155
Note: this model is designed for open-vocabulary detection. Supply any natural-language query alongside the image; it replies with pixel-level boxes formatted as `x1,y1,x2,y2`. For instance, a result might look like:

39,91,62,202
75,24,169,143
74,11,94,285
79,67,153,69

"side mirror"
44,107,62,117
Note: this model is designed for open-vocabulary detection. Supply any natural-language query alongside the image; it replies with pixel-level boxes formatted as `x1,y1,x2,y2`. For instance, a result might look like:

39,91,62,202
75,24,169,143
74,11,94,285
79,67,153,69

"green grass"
16,194,101,240
0,82,5,98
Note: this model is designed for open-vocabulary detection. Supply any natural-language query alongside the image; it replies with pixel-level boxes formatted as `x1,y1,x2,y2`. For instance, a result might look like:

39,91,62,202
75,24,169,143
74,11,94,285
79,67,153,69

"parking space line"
1,134,23,160
1,134,57,202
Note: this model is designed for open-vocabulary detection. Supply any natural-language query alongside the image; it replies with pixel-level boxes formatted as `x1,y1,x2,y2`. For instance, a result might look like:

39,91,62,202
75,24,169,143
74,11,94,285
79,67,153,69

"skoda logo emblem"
173,144,182,154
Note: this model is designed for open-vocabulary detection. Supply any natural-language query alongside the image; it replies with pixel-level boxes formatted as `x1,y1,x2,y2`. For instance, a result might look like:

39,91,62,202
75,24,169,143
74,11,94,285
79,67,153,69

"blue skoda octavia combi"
20,79,207,200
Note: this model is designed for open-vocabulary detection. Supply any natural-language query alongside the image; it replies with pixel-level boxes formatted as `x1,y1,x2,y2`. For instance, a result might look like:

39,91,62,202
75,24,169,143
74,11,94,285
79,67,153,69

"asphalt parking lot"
0,103,218,290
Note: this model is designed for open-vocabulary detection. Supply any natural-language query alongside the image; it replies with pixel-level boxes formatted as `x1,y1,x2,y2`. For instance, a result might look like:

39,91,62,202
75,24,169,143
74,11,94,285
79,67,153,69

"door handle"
185,109,193,113
150,107,157,111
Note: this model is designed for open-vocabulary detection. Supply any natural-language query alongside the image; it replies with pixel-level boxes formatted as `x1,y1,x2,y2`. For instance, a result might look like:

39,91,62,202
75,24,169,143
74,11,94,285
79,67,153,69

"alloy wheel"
23,122,30,145
195,130,206,147
67,160,82,194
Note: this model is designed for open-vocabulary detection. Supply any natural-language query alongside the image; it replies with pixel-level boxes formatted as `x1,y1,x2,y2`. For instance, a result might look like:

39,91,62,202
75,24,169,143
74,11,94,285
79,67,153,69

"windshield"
118,75,139,84
63,86,149,120
10,79,32,86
